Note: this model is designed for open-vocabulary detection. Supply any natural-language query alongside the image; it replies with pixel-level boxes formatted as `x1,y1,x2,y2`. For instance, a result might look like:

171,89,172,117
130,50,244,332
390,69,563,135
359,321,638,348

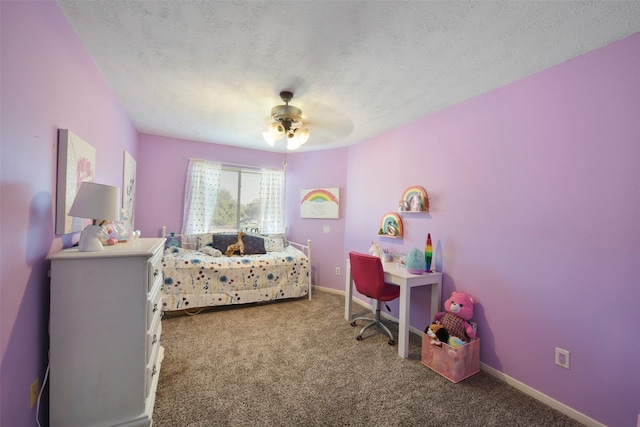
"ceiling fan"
263,90,310,150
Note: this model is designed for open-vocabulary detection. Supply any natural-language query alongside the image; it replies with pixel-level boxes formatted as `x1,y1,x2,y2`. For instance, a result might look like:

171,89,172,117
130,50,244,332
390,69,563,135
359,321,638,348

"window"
213,168,261,232
181,159,284,235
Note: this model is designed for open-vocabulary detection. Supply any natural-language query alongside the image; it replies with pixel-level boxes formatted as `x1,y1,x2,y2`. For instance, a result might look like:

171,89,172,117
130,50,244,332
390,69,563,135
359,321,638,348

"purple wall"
136,135,349,291
284,149,348,290
136,134,290,237
344,33,640,426
1,2,137,426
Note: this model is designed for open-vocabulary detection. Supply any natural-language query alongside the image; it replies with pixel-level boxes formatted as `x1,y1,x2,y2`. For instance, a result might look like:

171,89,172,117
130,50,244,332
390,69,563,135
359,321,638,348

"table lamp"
68,182,120,252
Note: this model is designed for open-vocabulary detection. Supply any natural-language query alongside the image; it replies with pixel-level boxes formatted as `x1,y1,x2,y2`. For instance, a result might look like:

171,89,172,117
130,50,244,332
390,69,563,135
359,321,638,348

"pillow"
200,246,223,257
242,235,266,255
210,234,239,252
210,233,266,255
196,233,214,249
264,234,285,252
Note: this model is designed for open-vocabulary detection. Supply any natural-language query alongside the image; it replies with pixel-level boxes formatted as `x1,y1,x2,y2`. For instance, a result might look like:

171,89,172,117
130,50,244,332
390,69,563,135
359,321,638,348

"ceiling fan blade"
302,99,353,138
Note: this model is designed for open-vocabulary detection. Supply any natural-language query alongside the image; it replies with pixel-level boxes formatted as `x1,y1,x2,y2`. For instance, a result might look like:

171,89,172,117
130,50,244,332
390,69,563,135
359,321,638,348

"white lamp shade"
268,122,285,139
68,182,120,221
287,135,301,150
297,128,310,145
262,132,276,146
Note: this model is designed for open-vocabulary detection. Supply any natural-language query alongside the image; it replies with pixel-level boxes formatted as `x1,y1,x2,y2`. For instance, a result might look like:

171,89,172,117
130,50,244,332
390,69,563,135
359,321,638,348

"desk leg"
344,259,353,321
398,285,409,358
430,277,442,323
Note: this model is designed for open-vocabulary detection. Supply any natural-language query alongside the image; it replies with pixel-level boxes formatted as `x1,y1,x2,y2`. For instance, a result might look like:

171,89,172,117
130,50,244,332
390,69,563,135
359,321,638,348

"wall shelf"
398,185,429,213
379,212,403,237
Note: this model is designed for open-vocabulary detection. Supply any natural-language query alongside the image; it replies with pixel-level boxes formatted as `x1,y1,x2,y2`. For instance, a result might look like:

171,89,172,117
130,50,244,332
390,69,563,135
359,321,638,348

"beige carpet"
154,290,583,427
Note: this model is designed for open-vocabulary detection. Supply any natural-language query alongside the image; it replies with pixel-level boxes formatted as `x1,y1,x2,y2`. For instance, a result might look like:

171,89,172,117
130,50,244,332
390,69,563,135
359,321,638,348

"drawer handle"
153,269,159,277
152,303,158,313
152,335,158,345
152,365,157,376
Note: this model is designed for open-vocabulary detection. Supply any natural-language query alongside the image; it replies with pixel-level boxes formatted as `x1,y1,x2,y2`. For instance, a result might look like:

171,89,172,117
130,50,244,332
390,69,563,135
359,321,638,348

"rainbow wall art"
300,188,340,218
379,212,403,237
402,185,429,212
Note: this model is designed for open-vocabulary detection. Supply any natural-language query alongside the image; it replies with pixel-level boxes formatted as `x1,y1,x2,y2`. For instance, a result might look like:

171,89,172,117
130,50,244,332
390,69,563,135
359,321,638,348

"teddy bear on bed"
433,291,477,343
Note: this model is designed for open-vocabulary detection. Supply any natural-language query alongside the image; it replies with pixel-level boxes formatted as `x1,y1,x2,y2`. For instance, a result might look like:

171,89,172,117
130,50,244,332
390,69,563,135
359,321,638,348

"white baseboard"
316,285,605,427
480,363,604,427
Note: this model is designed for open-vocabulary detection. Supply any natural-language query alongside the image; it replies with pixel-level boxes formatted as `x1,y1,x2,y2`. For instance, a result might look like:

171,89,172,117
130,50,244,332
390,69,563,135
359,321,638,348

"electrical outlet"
335,267,340,275
30,378,39,408
555,347,570,369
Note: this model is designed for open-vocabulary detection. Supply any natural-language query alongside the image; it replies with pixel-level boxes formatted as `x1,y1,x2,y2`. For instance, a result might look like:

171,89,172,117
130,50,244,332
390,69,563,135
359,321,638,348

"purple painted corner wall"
135,135,349,291
1,2,137,426
343,32,640,426
2,1,639,426
135,134,287,238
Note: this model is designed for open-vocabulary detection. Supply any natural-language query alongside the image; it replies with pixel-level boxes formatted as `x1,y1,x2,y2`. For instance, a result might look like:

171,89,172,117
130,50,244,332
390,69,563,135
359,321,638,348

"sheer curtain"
259,168,285,234
181,159,222,235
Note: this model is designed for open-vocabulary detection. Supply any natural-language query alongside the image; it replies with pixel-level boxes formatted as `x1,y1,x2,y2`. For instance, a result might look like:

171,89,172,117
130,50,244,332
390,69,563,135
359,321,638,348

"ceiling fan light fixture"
264,91,310,150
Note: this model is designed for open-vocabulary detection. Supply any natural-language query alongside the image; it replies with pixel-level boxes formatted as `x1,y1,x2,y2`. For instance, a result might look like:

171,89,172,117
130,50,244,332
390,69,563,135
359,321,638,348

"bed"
160,228,311,312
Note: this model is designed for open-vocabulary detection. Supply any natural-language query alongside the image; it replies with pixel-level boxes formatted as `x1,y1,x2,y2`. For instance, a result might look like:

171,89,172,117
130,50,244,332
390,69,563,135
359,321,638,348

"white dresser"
48,238,165,427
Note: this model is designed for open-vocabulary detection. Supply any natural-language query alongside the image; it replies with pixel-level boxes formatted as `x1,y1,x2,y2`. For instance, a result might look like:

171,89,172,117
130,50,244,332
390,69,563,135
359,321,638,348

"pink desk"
345,260,443,358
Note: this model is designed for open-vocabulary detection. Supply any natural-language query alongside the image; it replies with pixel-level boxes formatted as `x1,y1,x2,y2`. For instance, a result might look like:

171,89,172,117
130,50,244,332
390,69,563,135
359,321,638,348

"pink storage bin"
421,334,480,383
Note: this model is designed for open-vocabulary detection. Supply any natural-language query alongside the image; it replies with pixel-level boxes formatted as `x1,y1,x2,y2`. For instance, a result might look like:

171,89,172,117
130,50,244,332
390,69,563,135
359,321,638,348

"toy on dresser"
433,291,477,343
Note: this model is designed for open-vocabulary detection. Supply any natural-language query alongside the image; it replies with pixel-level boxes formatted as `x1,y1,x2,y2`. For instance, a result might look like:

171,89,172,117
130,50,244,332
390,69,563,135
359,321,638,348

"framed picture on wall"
300,188,340,219
55,129,96,234
122,150,136,231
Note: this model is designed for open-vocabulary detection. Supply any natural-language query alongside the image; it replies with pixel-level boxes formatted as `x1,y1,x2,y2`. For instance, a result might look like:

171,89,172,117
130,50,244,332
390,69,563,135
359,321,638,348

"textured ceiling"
57,1,640,153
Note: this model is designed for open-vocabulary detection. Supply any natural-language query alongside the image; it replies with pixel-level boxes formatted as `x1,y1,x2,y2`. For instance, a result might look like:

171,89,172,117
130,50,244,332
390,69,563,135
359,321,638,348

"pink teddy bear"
433,291,477,342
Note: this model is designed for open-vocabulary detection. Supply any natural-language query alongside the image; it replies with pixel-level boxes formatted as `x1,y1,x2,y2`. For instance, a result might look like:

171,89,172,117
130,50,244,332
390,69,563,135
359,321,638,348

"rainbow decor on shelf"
379,212,403,237
425,233,433,272
402,185,429,212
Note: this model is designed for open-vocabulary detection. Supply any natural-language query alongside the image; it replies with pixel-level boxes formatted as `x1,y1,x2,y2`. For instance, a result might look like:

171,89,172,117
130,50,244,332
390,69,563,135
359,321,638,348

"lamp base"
77,224,105,252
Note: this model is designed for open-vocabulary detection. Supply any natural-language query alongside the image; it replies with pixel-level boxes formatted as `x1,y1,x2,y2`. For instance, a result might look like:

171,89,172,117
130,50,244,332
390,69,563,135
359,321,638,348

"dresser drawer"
148,248,163,293
145,336,164,397
146,315,162,365
147,285,162,331
146,342,163,398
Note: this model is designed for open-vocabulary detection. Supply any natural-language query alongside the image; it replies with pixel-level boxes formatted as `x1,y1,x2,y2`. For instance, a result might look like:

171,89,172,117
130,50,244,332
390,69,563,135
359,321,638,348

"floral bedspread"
161,245,310,311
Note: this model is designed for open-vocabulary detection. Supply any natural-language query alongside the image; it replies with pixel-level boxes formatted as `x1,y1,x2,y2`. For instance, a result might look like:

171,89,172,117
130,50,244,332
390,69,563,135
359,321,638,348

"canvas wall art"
55,129,96,234
123,150,136,231
300,188,340,219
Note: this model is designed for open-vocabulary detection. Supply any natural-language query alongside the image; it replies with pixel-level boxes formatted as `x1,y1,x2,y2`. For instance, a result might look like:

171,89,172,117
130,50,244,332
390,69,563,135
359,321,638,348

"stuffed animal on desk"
433,291,477,342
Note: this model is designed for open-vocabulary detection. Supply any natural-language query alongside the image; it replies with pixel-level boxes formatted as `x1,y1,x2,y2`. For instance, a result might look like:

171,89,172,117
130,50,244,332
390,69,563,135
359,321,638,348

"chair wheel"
356,335,363,341
350,321,357,327
388,340,396,346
